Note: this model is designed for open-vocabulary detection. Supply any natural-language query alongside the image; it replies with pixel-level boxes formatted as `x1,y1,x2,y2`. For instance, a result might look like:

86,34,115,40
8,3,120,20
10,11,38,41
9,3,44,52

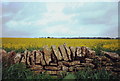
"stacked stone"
1,44,120,76
100,51,120,73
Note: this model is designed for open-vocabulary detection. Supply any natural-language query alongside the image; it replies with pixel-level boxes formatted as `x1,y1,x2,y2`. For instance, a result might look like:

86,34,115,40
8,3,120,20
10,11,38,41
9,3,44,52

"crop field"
1,38,120,54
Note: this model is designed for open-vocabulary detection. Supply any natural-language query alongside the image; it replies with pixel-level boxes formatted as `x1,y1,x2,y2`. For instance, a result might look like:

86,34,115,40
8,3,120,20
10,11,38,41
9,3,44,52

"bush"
76,67,112,80
2,63,52,80
2,63,119,80
92,44,104,56
2,63,33,79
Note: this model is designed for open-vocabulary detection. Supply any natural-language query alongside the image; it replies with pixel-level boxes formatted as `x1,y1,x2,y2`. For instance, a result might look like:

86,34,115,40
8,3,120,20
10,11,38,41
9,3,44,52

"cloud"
34,3,81,26
41,25,76,35
1,0,119,2
2,2,118,38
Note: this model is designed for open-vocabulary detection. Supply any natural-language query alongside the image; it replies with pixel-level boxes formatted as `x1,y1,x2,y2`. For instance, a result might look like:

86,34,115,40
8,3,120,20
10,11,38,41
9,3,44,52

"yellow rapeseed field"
1,38,119,52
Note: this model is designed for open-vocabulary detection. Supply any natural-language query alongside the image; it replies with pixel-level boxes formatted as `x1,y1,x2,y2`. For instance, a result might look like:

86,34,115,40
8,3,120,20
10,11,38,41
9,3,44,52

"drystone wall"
1,44,120,76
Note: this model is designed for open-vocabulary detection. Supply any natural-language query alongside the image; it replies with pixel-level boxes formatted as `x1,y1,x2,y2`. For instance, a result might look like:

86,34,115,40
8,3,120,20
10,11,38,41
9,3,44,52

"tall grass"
2,63,119,80
2,63,52,80
76,68,112,79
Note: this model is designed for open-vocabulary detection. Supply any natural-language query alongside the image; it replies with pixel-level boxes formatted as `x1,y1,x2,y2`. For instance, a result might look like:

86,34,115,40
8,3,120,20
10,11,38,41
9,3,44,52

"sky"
1,2,118,38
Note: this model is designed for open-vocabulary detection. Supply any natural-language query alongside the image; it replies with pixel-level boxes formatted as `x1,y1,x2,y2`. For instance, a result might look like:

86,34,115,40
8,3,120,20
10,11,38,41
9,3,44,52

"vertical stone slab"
26,51,31,66
8,51,16,64
32,50,41,64
32,50,37,63
24,50,27,60
51,45,63,61
29,51,35,65
24,50,29,65
36,51,41,64
58,45,69,61
76,47,82,57
14,53,21,63
20,53,26,63
81,46,87,57
69,46,76,61
86,50,96,58
51,52,58,63
43,46,52,65
40,52,46,66
63,44,72,61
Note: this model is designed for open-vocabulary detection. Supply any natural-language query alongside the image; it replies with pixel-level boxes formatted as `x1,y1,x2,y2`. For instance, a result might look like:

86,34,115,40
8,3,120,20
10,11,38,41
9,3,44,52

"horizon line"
0,36,119,38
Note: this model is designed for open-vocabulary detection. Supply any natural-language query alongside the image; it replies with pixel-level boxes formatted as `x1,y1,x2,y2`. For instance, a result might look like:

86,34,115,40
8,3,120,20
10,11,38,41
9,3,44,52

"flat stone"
44,66,61,71
58,45,69,61
101,61,113,66
58,61,63,66
81,63,95,68
46,70,62,75
61,61,81,67
85,58,93,63
105,63,113,66
112,68,120,72
43,46,52,65
74,64,84,67
31,65,43,71
102,51,120,61
50,62,58,66
57,70,66,76
69,66,75,72
100,56,111,62
62,65,69,71
71,61,81,66
74,66,85,71
62,61,71,67
34,69,46,74
0,49,7,54
101,61,107,66
113,62,120,68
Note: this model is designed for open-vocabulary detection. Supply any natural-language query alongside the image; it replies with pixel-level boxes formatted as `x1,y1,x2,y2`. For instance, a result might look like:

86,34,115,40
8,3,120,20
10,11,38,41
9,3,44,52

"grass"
2,63,119,80
2,63,52,80
76,67,112,79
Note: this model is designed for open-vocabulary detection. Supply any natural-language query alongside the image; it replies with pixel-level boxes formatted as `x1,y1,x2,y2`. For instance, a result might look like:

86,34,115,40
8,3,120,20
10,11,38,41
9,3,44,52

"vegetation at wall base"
2,63,52,80
2,63,120,80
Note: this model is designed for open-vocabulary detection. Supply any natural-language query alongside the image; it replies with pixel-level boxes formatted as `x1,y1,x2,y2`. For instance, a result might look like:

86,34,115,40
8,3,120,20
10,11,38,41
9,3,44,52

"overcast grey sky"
1,2,118,38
